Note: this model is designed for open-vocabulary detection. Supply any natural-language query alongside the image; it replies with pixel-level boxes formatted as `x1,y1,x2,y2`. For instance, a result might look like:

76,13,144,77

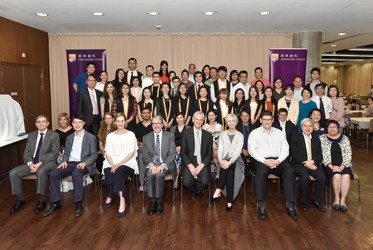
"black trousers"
216,162,236,203
253,160,295,203
292,164,326,204
112,165,134,194
182,160,210,195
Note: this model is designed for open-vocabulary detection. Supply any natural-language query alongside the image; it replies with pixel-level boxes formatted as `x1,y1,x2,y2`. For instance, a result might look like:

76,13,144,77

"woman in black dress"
55,112,74,163
320,120,354,212
156,83,175,130
117,83,138,131
137,87,155,122
231,88,247,119
193,85,213,125
175,83,192,125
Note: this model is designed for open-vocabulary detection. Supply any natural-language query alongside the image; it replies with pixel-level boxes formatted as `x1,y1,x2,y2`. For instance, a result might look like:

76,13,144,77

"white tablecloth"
350,117,372,130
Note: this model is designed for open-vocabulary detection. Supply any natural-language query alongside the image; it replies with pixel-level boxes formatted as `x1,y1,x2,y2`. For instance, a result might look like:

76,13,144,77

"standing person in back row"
73,62,96,92
312,83,332,122
124,58,143,85
250,67,270,87
305,67,328,96
210,66,231,103
248,110,298,220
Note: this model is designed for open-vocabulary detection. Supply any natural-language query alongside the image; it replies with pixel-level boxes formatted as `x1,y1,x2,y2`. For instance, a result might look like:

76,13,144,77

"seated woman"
210,113,244,211
320,120,354,212
367,97,373,116
203,109,222,176
55,112,74,163
102,113,138,217
347,99,359,111
170,112,190,188
309,108,327,138
96,112,116,174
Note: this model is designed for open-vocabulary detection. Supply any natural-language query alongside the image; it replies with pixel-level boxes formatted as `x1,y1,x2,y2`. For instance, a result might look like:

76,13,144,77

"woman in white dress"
103,113,138,217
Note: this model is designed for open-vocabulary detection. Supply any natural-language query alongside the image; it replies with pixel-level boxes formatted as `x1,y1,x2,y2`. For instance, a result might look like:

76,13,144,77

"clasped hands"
220,160,231,169
264,159,281,169
149,164,165,174
28,162,42,173
329,164,345,172
188,163,204,177
303,160,317,170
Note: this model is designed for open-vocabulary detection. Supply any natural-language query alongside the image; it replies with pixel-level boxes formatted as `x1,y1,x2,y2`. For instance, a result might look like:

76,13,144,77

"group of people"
8,58,355,221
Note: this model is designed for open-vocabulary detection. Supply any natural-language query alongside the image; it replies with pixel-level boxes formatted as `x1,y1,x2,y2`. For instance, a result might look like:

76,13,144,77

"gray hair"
192,111,205,120
301,118,314,126
152,115,164,124
224,113,238,123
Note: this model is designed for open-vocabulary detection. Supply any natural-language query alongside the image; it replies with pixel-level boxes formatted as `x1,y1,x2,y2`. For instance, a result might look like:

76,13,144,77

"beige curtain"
49,33,292,128
344,63,373,95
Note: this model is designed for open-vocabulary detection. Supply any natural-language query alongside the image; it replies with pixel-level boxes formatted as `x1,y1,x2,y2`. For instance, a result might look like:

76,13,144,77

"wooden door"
0,63,25,110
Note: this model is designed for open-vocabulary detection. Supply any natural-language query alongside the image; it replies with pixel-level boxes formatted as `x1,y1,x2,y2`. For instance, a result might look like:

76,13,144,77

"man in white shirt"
125,57,143,85
188,63,196,83
142,65,155,89
293,75,304,101
248,110,298,220
312,83,332,120
230,70,250,102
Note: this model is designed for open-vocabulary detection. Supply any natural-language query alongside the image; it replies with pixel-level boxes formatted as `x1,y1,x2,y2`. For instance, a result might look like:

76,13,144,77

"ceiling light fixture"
331,44,337,47
204,11,216,16
148,11,159,16
338,32,346,36
35,13,48,17
259,11,270,15
92,12,104,16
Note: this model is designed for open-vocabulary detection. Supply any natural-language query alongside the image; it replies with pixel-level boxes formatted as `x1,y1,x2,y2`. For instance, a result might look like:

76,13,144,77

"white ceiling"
1,0,373,53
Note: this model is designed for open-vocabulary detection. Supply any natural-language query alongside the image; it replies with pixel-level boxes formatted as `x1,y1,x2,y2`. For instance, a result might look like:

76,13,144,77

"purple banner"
66,49,107,117
269,48,307,87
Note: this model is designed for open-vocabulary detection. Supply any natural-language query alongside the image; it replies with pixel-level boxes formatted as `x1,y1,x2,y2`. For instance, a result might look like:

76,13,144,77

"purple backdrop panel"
269,49,307,87
66,49,106,117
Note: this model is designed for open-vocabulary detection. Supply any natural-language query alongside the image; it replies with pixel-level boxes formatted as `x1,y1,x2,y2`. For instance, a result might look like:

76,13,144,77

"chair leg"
99,178,103,208
129,178,133,207
208,178,211,206
85,178,88,208
251,174,254,192
172,181,175,206
142,178,146,208
357,179,362,207
180,177,183,205
243,178,247,207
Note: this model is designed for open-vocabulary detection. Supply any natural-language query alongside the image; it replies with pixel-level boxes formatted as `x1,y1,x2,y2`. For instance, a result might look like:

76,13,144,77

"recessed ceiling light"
331,44,337,47
92,12,104,16
204,11,216,16
259,11,270,15
35,13,48,17
148,11,159,16
338,32,346,36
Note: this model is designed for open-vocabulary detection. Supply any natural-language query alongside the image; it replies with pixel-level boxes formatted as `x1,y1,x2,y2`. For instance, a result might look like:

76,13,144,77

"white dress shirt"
312,95,333,119
69,131,84,162
293,87,303,101
230,82,250,102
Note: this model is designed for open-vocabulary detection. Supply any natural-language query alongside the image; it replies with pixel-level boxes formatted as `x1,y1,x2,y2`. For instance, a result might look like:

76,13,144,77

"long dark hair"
159,60,169,78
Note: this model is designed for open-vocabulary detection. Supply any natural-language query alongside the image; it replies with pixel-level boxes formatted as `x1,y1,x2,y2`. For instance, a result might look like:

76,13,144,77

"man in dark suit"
124,57,143,86
236,108,253,174
9,115,60,214
181,111,213,198
44,115,98,218
290,118,326,212
273,108,296,143
141,115,175,215
76,74,102,137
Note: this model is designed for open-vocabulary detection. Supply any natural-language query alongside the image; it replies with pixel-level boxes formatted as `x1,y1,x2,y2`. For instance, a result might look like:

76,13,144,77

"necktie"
90,90,99,115
33,133,44,164
319,97,325,119
306,136,312,161
154,134,161,166
243,125,248,149
195,131,201,164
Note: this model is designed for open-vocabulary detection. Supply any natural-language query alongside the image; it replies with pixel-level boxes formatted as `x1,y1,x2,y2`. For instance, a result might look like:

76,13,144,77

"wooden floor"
0,143,372,249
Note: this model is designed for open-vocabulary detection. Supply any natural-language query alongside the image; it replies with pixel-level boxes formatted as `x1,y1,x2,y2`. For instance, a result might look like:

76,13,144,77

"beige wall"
49,33,292,127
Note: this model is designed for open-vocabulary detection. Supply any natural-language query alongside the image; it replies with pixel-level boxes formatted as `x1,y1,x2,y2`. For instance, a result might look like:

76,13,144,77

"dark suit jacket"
273,120,296,143
181,128,213,167
142,131,176,178
63,130,98,175
124,71,143,86
23,130,60,166
76,88,102,125
290,133,323,166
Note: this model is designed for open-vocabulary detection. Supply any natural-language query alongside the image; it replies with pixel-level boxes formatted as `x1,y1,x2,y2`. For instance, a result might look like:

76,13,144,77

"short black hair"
152,71,160,76
326,119,340,129
261,110,273,118
239,70,248,76
293,75,302,81
86,62,96,68
310,67,320,74
72,114,85,122
254,67,263,72
327,85,340,97
277,108,288,115
218,66,227,73
172,76,180,82
301,87,313,97
86,74,96,81
128,57,137,63
146,65,154,70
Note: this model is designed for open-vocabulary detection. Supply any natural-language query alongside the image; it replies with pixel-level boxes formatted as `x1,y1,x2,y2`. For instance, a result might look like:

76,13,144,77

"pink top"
330,97,345,127
251,78,271,87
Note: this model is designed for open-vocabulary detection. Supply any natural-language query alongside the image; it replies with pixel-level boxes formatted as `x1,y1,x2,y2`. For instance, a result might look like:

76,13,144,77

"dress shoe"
301,203,308,212
286,207,299,220
116,210,125,217
148,202,156,215
10,200,25,213
192,192,197,200
34,201,47,213
43,203,62,217
258,206,267,220
226,204,232,212
156,202,164,215
104,202,112,208
311,201,326,212
210,195,221,203
332,203,341,211
75,203,84,217
340,205,348,212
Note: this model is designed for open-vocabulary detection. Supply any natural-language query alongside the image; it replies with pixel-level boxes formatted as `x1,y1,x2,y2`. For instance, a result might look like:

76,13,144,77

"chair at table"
142,173,174,208
358,119,373,148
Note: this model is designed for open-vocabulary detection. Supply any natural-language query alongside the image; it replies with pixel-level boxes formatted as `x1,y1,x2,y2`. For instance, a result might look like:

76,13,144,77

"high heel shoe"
210,195,221,203
226,204,232,212
116,210,125,217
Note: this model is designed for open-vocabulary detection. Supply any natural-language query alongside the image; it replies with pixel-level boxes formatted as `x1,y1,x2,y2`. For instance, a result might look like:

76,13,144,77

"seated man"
9,115,60,214
181,111,213,199
44,114,98,218
248,110,298,220
133,107,153,191
142,115,175,215
290,118,326,212
273,108,296,143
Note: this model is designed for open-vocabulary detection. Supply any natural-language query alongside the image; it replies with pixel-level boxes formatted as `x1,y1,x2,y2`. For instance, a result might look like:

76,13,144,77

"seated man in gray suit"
141,115,176,215
44,114,98,218
9,115,60,214
181,111,213,199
